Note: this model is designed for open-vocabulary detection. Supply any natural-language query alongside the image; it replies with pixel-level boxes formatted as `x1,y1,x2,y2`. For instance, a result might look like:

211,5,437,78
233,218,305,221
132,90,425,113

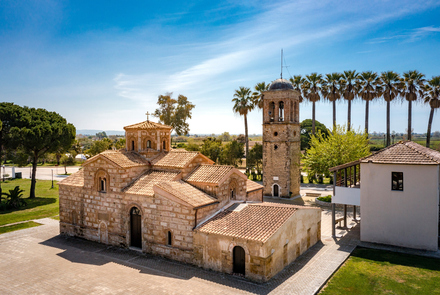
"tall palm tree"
322,73,343,128
380,71,402,146
402,70,425,141
252,82,270,109
342,70,360,130
424,76,440,148
232,87,254,170
289,75,305,103
359,71,380,135
304,73,323,135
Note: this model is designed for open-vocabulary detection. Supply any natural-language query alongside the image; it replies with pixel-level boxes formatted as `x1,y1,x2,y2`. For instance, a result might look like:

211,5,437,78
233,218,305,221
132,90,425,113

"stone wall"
246,188,263,202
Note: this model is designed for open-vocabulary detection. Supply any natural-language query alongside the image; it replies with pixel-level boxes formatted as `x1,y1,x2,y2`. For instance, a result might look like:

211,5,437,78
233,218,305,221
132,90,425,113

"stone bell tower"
262,79,301,198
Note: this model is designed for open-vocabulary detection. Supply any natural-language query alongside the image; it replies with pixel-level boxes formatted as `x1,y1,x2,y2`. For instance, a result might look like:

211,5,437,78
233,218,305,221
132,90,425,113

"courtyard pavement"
2,166,81,182
0,205,361,295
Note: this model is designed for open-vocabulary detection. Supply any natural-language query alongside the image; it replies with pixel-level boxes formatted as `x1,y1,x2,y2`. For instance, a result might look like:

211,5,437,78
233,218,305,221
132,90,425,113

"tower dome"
268,78,294,91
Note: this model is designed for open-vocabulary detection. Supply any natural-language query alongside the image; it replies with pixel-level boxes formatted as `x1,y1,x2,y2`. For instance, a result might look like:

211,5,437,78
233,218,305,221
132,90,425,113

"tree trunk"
365,100,369,136
347,100,351,131
30,153,38,199
312,102,316,135
408,100,412,141
386,100,391,146
332,100,336,129
426,107,434,148
244,113,249,171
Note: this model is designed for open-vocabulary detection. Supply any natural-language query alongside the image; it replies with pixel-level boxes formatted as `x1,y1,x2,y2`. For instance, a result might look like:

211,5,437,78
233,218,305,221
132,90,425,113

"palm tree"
402,70,425,141
304,73,323,135
359,71,380,135
322,73,343,128
424,76,440,148
342,70,360,130
380,71,402,146
232,87,254,170
252,82,270,109
289,75,305,103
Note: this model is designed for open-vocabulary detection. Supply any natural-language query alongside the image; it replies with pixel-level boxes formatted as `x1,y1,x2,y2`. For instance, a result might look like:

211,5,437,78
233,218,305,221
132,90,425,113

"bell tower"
262,79,301,198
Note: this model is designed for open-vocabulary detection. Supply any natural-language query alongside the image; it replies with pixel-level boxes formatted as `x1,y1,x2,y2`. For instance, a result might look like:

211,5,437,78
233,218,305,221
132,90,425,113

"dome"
269,78,294,91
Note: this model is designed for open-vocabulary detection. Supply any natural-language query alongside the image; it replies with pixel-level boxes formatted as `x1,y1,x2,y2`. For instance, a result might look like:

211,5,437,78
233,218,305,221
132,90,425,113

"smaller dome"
268,78,294,90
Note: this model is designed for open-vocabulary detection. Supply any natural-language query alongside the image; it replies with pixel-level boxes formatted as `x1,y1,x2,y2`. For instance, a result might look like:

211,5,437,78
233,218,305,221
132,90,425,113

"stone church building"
59,79,320,282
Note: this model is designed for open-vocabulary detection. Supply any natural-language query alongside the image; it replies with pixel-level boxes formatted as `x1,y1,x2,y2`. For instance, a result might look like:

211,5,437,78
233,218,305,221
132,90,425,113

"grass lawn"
0,179,59,226
0,221,42,234
320,247,440,294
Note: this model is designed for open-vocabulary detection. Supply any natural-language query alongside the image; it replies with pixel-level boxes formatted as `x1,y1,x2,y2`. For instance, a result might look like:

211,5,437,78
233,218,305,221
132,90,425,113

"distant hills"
76,130,125,136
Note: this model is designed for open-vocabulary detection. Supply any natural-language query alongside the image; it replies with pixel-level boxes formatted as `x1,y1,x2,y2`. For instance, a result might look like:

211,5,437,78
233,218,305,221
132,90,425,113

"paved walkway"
0,207,361,295
2,166,80,181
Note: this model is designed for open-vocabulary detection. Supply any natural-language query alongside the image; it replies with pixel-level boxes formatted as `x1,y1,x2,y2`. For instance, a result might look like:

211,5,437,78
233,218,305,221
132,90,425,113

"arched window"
279,101,284,122
167,231,172,246
147,140,151,149
233,246,245,275
273,184,280,197
269,102,275,122
100,177,106,192
131,140,135,151
163,140,166,150
230,188,236,199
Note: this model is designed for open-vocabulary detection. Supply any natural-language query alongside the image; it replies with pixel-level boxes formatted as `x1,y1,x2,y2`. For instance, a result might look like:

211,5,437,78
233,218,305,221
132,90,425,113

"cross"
146,111,151,121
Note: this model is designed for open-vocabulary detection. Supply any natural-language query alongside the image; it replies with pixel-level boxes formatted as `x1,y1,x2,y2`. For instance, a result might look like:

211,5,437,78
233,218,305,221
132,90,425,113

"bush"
317,195,332,203
1,186,27,210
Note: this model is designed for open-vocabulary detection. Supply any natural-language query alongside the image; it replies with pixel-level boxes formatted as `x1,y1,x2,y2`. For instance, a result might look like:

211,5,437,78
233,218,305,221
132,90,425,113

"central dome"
269,78,294,91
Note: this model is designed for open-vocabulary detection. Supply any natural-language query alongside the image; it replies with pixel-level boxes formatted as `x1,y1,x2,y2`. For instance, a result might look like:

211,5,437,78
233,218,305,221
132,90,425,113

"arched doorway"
273,184,279,197
130,207,142,248
233,246,245,275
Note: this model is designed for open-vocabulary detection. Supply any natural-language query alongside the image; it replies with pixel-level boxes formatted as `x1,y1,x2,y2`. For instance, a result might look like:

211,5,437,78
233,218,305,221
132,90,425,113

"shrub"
317,195,332,202
1,186,27,209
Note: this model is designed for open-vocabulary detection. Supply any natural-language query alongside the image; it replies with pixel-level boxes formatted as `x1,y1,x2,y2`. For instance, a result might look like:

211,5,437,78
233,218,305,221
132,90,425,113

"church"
59,78,321,282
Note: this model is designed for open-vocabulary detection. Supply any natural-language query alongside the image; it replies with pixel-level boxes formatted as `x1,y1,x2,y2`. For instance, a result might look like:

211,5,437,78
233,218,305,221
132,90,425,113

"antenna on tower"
280,49,283,79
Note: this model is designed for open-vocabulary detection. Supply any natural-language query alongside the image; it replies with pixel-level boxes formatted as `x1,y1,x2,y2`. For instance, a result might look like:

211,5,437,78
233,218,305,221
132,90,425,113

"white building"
330,141,440,251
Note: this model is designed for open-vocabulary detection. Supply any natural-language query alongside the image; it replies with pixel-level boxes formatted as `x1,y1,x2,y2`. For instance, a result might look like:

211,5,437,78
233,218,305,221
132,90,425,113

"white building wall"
360,163,439,251
332,187,360,206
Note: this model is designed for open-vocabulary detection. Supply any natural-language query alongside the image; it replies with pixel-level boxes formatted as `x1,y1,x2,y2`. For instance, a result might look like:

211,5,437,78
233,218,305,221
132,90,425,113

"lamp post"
29,166,31,178
383,134,386,147
51,169,54,189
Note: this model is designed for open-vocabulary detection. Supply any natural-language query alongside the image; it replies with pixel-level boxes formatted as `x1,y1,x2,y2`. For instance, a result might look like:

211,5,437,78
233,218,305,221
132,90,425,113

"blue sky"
1,0,440,135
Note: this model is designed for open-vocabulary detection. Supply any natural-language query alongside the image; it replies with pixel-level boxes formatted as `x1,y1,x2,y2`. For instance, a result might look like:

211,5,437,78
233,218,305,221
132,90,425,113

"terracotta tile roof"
246,179,264,192
124,120,172,130
154,150,204,169
184,165,235,184
58,170,84,187
154,181,217,208
196,203,298,242
86,150,150,168
361,141,440,165
124,170,180,196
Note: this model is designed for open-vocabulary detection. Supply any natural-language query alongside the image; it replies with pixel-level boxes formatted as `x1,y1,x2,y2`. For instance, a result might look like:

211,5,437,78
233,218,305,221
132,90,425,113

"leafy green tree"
154,93,195,136
252,82,270,109
232,87,254,169
342,70,360,130
200,137,223,163
185,142,200,151
60,154,75,174
300,119,329,150
303,125,370,178
247,143,263,176
218,132,231,142
380,71,402,146
359,71,380,135
87,138,112,156
402,70,425,141
219,140,244,167
2,186,26,209
114,138,126,150
11,107,76,198
95,131,107,139
0,103,26,196
424,76,440,148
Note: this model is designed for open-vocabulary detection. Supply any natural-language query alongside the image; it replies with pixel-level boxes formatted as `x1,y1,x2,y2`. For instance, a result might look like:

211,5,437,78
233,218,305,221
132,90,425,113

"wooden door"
130,207,142,248
274,184,279,197
233,246,245,275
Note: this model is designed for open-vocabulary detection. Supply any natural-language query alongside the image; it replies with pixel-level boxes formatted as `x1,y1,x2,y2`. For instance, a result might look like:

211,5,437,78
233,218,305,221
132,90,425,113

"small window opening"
131,140,135,151
274,145,278,150
163,140,166,150
100,177,106,192
269,102,275,122
167,231,172,246
230,188,235,199
392,172,403,191
147,140,151,148
274,132,278,136
279,101,284,122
